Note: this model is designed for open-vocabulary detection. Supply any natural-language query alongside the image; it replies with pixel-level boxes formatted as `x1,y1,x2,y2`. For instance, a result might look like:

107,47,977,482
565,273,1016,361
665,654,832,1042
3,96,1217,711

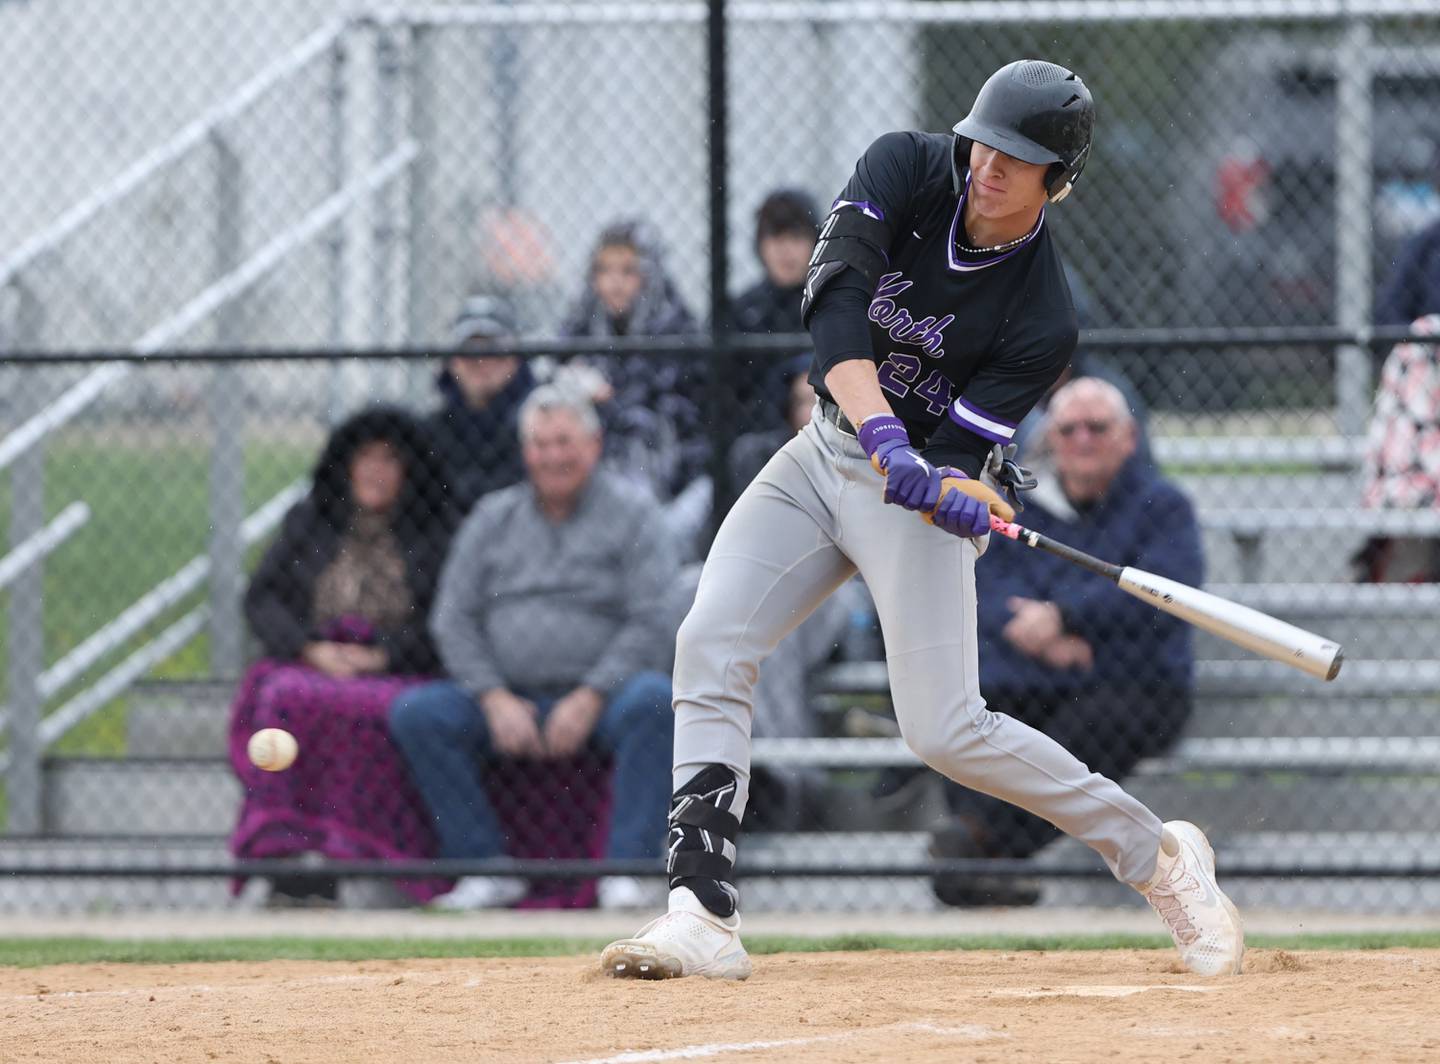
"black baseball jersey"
807,131,1079,476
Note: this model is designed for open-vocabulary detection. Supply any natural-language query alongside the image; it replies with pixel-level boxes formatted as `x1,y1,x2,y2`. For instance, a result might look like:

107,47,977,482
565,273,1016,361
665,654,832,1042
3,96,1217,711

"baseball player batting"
601,60,1244,980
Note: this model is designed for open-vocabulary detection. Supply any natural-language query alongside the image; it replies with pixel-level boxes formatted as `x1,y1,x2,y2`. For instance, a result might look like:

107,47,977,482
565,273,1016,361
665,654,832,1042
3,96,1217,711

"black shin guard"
667,765,743,918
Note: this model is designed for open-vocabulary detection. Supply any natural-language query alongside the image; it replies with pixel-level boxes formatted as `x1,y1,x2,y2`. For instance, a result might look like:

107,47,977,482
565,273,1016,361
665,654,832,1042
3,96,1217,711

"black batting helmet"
953,60,1096,203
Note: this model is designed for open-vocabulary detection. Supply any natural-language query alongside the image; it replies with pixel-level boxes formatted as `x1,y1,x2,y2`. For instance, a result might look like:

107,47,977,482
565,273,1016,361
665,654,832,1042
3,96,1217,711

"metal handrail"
735,0,1440,21
376,0,1439,27
0,609,210,776
0,20,345,288
0,478,303,768
37,608,212,752
0,365,131,473
0,502,89,593
0,501,90,740
0,143,418,475
35,480,306,704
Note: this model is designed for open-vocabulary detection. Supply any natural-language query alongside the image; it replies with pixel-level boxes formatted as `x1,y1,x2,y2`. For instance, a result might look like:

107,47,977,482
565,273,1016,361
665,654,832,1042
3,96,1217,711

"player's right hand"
858,415,943,511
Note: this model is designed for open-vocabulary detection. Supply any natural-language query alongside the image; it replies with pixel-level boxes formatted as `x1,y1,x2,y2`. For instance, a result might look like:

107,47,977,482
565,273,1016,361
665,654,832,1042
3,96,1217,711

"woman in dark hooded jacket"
227,406,456,906
558,220,708,502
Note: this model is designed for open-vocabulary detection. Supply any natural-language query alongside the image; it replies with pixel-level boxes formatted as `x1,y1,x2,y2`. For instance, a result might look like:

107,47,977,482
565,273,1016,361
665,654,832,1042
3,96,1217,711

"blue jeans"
389,672,674,861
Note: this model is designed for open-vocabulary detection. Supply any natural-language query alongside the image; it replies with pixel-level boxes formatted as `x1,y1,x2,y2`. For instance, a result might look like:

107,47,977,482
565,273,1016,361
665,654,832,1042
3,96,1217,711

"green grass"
4,931,1440,968
0,430,313,762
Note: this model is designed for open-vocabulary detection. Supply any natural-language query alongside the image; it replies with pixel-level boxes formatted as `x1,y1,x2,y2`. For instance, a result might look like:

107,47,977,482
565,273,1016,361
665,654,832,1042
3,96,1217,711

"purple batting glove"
858,415,942,512
931,469,991,538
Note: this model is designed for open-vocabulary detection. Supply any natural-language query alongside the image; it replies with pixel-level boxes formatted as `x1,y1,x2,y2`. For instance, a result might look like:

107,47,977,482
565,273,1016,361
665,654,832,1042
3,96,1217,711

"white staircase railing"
2,16,412,833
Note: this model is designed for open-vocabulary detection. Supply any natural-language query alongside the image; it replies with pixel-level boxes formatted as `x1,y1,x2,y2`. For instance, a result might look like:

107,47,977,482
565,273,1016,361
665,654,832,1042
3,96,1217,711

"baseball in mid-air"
247,727,299,772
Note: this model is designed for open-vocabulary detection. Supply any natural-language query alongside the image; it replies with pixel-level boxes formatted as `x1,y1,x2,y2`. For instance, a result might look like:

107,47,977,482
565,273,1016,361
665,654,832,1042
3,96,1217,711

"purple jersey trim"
946,175,1044,273
832,198,886,221
949,396,1017,442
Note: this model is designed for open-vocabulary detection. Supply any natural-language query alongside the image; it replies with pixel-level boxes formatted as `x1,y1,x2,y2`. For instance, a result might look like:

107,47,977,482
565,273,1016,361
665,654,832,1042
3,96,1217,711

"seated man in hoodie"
930,378,1204,906
428,295,535,516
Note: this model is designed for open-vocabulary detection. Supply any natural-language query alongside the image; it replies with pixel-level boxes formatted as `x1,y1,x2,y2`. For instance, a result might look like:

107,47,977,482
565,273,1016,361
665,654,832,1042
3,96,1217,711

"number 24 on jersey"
877,352,954,416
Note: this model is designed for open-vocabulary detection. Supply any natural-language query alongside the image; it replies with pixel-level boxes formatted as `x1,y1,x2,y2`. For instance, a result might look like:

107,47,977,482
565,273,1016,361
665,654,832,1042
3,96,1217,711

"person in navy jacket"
932,376,1204,905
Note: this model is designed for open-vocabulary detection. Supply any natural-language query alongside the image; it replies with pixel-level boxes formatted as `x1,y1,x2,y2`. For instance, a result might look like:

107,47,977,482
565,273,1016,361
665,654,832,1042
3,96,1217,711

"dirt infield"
4,949,1439,1063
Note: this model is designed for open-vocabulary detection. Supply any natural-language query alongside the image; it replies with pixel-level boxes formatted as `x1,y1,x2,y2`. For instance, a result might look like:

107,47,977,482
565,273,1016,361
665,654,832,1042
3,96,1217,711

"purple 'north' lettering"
868,272,952,357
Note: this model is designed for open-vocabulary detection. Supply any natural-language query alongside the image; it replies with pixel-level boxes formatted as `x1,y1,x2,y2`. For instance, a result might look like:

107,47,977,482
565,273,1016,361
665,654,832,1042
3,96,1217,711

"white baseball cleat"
1138,820,1244,976
600,886,752,980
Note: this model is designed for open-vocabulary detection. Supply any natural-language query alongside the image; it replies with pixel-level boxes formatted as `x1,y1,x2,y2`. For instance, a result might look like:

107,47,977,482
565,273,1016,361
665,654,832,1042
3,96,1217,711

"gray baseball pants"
671,406,1165,886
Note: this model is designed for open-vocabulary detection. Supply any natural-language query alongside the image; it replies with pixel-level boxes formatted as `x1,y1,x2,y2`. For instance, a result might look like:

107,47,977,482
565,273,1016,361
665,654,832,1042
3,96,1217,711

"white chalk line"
557,1021,1003,1063
988,984,1219,999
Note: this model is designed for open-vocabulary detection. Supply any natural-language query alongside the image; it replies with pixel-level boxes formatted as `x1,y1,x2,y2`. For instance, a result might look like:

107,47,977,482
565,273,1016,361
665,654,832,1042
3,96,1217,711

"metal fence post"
1334,16,1374,437
327,31,350,424
5,288,46,834
406,22,437,348
704,0,735,532
208,133,247,678
371,23,400,386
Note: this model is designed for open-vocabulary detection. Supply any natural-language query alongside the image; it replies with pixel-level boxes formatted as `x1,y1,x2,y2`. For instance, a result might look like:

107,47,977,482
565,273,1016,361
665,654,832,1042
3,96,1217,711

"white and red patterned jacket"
1362,314,1440,511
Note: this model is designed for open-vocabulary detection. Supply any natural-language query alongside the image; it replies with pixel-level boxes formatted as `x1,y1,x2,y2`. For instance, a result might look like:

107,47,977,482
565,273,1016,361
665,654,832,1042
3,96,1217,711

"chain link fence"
3,1,1440,915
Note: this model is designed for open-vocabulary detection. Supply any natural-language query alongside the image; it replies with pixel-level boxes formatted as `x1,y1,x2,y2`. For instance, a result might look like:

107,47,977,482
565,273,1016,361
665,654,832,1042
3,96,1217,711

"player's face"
349,440,405,514
593,244,644,318
1049,392,1136,500
759,231,816,288
967,142,1050,220
522,409,603,508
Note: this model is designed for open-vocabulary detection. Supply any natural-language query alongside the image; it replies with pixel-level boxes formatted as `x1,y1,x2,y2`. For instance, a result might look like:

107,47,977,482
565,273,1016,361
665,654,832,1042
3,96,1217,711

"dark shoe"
930,873,1041,908
266,874,339,909
929,818,1041,908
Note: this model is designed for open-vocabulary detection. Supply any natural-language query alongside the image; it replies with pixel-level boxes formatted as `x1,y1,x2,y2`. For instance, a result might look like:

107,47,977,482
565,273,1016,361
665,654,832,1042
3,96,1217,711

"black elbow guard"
801,204,892,324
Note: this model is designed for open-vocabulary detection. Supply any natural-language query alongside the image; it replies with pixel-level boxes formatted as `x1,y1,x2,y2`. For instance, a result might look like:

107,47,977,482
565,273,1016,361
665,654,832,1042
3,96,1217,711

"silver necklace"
956,174,1041,254
958,228,1034,254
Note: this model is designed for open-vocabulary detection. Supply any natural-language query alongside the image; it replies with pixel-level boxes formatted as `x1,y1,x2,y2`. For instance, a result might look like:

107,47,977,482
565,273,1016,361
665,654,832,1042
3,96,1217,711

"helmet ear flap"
1044,140,1091,203
951,135,974,194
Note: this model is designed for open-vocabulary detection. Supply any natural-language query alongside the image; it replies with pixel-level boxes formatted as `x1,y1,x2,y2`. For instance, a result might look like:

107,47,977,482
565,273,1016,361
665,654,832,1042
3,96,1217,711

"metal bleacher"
7,432,1440,915
776,437,1440,911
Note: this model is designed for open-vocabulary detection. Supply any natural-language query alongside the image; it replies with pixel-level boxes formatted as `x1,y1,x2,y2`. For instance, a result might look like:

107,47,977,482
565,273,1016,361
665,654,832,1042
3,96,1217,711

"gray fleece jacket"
429,469,680,697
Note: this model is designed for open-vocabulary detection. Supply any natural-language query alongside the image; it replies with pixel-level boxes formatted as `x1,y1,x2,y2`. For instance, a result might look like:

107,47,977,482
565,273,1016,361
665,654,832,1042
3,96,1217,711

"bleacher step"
0,838,412,914
44,752,1440,840
5,829,1437,914
44,759,240,835
819,659,1440,699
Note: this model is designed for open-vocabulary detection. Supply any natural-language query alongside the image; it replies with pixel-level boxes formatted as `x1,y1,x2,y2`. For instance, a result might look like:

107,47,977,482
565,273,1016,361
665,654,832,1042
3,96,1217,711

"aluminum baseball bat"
987,515,1344,682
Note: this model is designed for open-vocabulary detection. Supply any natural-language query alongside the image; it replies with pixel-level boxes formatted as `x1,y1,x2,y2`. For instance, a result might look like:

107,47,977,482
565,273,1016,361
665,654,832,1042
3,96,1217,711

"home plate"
990,985,1219,999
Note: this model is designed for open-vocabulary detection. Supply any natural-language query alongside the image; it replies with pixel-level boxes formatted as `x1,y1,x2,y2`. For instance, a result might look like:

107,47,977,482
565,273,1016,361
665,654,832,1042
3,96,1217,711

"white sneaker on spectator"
597,875,650,911
1138,821,1244,976
431,876,527,911
600,886,751,980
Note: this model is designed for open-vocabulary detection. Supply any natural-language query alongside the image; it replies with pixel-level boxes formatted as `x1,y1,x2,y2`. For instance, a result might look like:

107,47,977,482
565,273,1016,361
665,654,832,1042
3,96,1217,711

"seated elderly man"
931,377,1205,906
390,385,678,911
